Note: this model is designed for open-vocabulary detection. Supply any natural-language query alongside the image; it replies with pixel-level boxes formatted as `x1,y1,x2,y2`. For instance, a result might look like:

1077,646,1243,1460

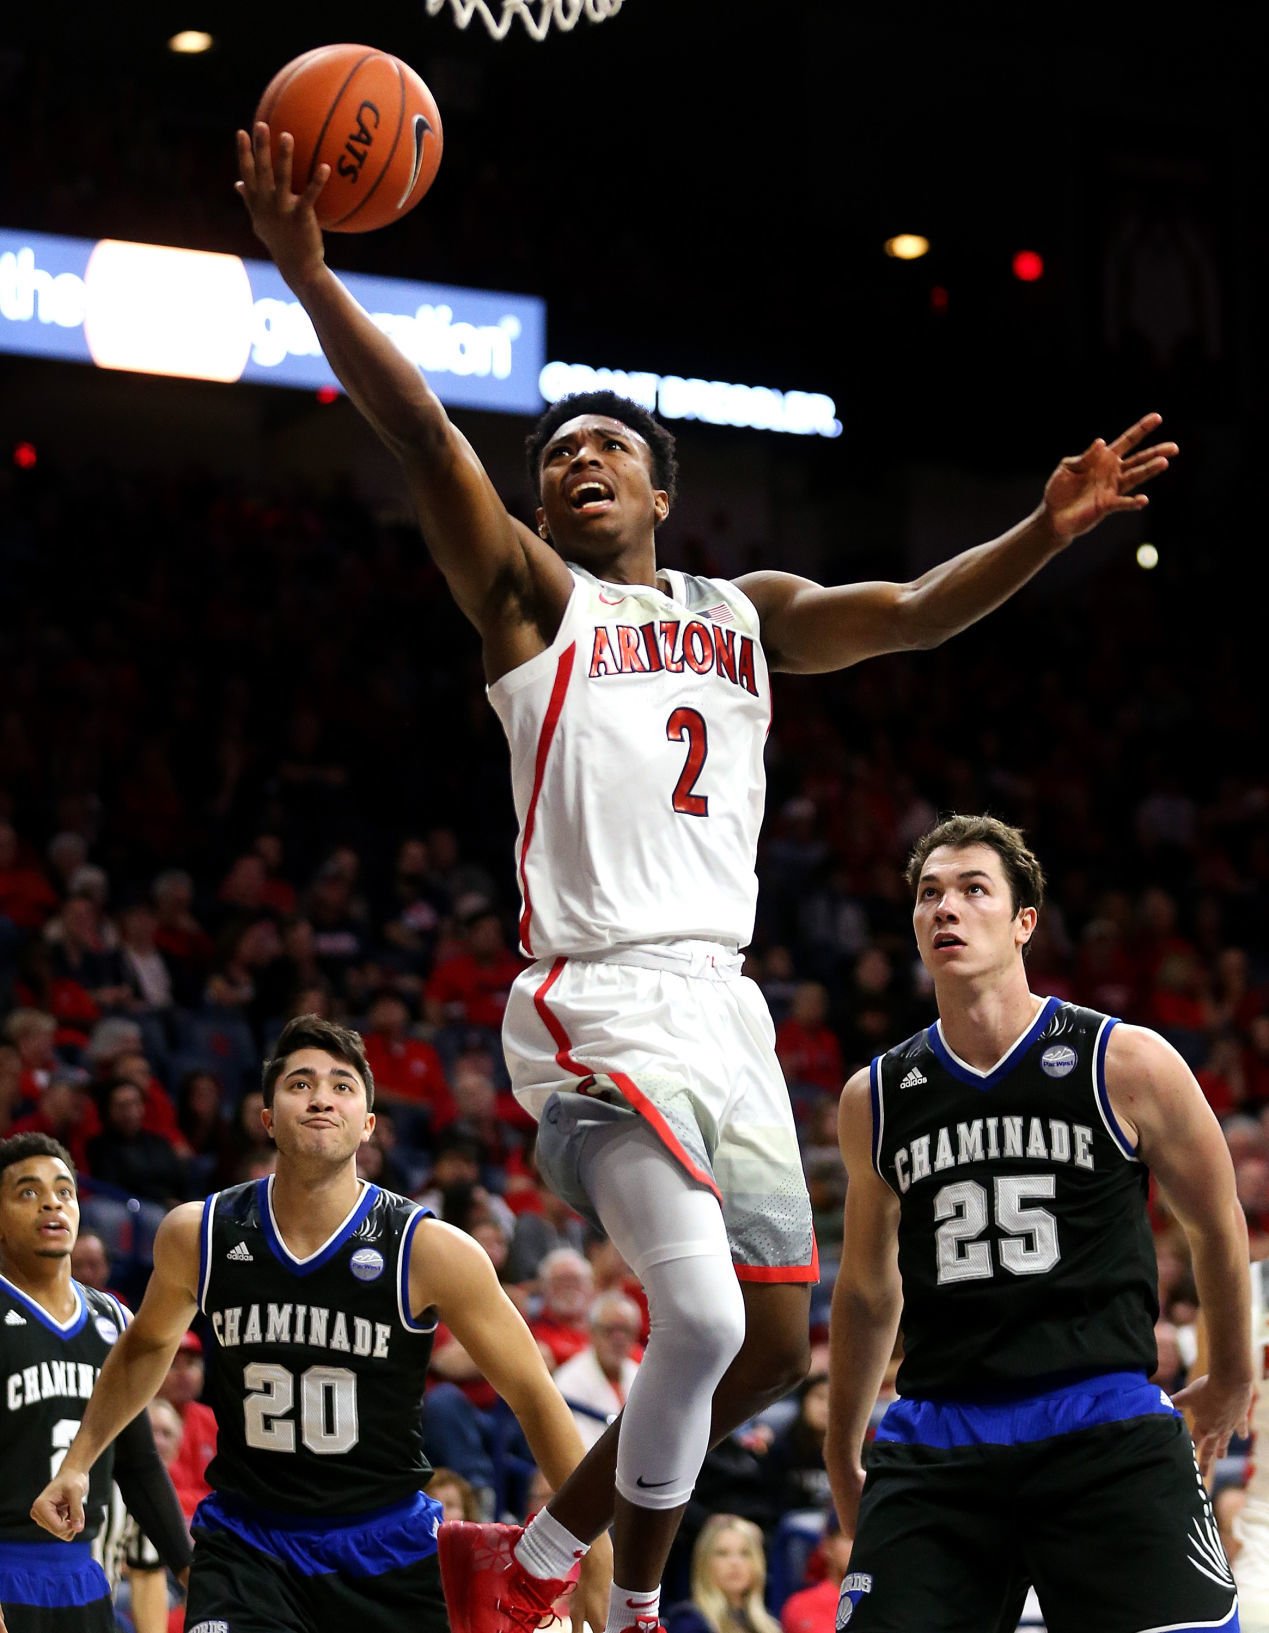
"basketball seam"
256,46,325,130
310,50,377,199
330,56,408,229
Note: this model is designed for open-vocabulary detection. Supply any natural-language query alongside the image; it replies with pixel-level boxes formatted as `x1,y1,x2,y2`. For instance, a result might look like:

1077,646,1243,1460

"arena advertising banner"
0,227,545,414
1,227,841,436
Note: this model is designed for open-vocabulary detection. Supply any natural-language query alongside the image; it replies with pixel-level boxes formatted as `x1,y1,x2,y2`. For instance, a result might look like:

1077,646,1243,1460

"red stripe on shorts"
733,1232,820,1285
530,967,723,1204
517,642,576,957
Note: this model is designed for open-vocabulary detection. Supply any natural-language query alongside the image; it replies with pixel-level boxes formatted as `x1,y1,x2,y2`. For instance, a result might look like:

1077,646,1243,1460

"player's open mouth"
933,934,964,949
568,479,614,512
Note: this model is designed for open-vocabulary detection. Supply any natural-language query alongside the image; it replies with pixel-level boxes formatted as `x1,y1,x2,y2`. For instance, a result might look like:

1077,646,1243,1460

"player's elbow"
892,583,948,650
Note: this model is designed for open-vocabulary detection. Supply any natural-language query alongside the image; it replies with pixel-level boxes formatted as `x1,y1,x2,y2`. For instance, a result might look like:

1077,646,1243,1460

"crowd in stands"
2,444,1266,1627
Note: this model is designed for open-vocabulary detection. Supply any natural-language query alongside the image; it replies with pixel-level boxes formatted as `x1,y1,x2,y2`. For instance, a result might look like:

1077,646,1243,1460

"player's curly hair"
0,1131,76,1182
525,391,679,508
261,1015,375,1110
904,813,1046,919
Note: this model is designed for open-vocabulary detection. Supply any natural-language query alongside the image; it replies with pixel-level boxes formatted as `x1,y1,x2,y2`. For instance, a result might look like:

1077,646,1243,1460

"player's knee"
655,1274,746,1377
747,1320,811,1398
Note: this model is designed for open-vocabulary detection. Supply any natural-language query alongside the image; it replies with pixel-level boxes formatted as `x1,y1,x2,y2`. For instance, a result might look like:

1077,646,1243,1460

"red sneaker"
439,1521,576,1633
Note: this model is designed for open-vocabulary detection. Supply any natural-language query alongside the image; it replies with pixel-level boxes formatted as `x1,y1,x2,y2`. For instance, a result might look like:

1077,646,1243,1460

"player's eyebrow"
918,867,994,889
283,1065,358,1081
8,1170,75,1190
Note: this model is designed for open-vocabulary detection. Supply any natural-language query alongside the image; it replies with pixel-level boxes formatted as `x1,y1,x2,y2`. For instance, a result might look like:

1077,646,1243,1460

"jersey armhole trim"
1092,1016,1138,1161
486,576,583,702
870,1057,896,1192
197,1193,219,1313
398,1206,439,1334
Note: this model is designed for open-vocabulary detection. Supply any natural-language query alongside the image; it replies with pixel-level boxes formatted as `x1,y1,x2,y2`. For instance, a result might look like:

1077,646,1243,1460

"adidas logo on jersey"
898,1067,928,1089
227,1242,254,1262
4,1309,26,1325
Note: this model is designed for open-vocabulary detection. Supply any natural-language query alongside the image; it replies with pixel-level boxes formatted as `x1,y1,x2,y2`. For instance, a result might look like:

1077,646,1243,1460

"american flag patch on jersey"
701,603,735,624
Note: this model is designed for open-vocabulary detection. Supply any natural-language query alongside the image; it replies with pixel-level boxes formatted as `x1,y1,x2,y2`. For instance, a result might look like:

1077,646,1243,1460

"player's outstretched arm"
825,1069,902,1543
30,1203,203,1540
234,124,570,648
738,413,1176,674
1106,1024,1253,1476
410,1220,612,1625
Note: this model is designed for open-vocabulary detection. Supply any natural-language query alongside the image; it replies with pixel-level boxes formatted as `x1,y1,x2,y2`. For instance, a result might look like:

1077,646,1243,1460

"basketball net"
425,0,624,42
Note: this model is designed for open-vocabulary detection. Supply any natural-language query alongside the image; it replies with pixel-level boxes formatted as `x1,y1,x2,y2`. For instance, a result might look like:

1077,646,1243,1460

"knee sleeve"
575,1120,746,1510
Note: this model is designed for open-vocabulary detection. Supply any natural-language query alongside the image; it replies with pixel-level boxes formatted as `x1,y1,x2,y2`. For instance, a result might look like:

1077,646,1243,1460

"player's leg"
552,1117,747,1599
441,1117,746,1633
1022,1413,1239,1633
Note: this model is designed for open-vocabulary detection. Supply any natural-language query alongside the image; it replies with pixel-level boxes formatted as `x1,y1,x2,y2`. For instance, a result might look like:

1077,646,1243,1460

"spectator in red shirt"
0,821,58,930
529,1246,595,1372
425,906,525,1032
157,1329,218,1519
151,868,214,1001
362,990,454,1127
776,982,844,1097
10,1073,100,1171
779,1515,854,1633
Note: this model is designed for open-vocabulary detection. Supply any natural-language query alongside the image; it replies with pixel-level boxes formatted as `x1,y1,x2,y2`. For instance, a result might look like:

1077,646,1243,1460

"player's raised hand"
234,122,329,285
1043,412,1178,541
1171,1371,1254,1481
29,1465,90,1541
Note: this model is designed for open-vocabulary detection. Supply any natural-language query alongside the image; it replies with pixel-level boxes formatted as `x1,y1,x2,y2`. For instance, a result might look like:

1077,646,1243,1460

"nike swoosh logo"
598,590,626,605
635,1475,676,1489
397,115,434,208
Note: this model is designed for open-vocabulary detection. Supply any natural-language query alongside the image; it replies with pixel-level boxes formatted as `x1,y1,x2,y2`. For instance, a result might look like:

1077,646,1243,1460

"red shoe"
439,1521,576,1633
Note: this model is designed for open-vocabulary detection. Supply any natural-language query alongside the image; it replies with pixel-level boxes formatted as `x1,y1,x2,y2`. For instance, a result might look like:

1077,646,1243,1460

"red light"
315,386,339,404
13,441,37,470
1012,250,1044,283
930,285,949,313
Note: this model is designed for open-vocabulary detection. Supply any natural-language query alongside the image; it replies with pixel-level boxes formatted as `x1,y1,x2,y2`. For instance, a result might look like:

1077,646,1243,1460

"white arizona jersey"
489,564,769,958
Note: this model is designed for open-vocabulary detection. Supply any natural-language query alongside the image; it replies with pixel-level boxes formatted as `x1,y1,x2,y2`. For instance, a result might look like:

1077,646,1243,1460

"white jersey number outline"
243,1361,359,1454
934,1174,1061,1284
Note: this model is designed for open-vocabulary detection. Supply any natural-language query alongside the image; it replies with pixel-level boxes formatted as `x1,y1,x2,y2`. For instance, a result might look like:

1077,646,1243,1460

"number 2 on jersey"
667,707,709,817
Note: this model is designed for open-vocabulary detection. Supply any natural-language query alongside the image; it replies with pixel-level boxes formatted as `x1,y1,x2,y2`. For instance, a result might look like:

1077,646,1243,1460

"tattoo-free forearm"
901,505,1069,649
60,1325,177,1478
1186,1200,1252,1384
283,265,446,461
825,1277,902,1488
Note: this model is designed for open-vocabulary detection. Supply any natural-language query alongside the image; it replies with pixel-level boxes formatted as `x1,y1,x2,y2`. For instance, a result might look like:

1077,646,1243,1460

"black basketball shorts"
843,1412,1238,1633
186,1491,451,1633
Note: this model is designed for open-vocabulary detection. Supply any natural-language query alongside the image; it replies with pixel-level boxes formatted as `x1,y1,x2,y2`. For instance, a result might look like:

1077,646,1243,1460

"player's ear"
653,491,669,526
1016,906,1037,947
361,1113,376,1144
260,1105,275,1142
535,507,550,542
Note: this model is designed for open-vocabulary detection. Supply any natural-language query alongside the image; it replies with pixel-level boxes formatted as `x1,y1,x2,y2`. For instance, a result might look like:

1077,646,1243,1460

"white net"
425,0,625,42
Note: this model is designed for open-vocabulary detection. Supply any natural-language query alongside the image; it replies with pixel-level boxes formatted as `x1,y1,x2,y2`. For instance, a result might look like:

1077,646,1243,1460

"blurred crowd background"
2,4,1265,1631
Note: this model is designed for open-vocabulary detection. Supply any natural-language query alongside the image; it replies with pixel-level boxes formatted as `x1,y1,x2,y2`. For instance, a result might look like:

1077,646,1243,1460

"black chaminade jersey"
0,1274,128,1542
198,1178,436,1515
872,998,1158,1400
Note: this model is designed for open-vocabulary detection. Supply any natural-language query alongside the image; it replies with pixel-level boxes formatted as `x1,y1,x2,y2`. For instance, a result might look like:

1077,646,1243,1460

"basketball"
254,44,443,233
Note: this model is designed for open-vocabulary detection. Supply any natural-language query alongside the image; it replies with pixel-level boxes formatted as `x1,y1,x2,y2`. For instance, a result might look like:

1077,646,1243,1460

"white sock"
605,1583,661,1633
515,1507,589,1581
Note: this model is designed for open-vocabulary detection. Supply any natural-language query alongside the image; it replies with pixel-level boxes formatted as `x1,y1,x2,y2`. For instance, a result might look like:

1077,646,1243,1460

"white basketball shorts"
503,940,818,1283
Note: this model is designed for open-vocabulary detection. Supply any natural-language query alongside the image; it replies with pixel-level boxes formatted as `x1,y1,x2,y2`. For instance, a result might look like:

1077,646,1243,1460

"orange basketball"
254,44,443,233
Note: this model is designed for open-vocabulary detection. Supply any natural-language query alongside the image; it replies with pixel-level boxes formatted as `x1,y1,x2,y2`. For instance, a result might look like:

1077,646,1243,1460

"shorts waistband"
0,1540,96,1568
566,941,743,979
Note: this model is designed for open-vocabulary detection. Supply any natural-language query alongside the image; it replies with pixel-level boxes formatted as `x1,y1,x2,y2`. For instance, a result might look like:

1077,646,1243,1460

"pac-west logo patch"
350,1247,385,1282
1040,1044,1077,1079
94,1316,119,1343
837,1572,873,1627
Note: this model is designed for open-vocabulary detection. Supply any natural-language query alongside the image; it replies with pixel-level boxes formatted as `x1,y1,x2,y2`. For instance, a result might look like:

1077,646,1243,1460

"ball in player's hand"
254,43,443,232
